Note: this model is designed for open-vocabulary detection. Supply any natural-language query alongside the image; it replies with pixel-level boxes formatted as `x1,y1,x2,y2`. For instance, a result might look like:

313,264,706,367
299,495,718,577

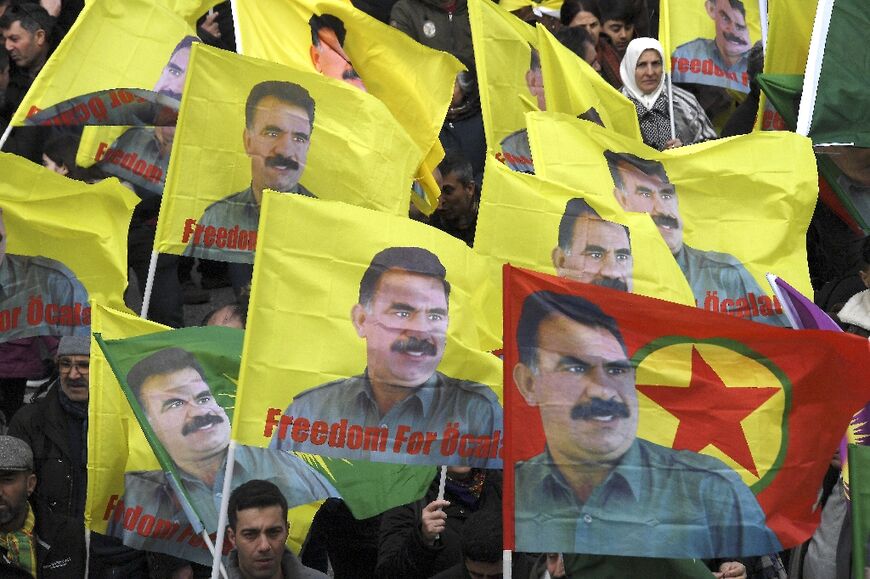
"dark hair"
712,0,746,18
171,35,199,58
245,81,315,131
560,0,601,27
309,13,347,46
0,48,8,71
43,134,79,173
603,150,670,191
200,304,247,328
529,46,541,72
558,198,600,251
460,509,502,564
437,151,474,188
126,348,208,403
599,0,637,24
358,247,450,308
0,3,53,35
862,235,870,268
554,26,596,60
516,291,627,369
228,480,288,531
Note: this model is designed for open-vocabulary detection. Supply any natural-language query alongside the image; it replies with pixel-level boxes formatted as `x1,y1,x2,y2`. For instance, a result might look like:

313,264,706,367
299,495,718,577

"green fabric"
0,503,37,577
849,444,870,579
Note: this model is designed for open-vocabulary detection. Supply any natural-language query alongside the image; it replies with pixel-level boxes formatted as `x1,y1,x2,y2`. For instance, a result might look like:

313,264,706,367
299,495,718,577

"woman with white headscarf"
619,37,717,150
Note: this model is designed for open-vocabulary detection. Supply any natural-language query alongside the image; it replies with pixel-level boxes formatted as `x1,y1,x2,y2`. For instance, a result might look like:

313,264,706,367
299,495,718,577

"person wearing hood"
619,37,717,151
837,236,870,338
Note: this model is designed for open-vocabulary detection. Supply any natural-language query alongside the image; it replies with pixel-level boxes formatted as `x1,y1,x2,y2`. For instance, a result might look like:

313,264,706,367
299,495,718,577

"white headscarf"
619,37,666,110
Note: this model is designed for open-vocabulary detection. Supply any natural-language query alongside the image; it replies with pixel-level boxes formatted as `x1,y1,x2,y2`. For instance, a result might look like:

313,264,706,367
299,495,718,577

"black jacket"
0,500,86,578
376,470,502,578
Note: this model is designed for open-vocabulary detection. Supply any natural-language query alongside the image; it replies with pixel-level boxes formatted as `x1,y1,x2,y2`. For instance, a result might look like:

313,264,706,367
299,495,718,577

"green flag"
797,0,870,146
850,444,870,579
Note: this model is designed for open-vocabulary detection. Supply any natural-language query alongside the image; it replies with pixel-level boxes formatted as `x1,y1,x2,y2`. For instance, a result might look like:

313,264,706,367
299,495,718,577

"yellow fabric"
660,0,762,59
153,43,420,257
526,111,816,300
474,154,693,307
233,192,502,445
234,0,463,214
499,0,563,12
0,504,36,578
0,153,137,314
536,25,642,141
11,0,195,126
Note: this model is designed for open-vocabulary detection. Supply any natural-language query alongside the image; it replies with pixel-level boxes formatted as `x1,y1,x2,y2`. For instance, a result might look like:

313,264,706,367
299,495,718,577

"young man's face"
353,269,449,389
138,367,230,467
569,10,601,45
2,20,46,69
514,313,637,466
227,505,288,579
244,96,312,198
601,19,634,55
707,0,750,64
436,171,474,222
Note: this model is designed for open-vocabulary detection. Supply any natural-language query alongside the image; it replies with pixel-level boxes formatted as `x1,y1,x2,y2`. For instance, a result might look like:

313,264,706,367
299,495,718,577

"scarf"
619,37,666,110
627,91,672,151
0,503,37,578
445,469,487,508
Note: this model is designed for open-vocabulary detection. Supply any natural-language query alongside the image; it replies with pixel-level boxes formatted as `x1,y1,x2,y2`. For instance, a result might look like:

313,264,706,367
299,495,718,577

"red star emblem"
636,346,779,477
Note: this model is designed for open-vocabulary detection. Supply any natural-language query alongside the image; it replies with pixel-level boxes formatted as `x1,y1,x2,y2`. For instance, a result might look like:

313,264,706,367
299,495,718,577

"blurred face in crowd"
552,217,633,292
707,0,750,66
2,20,47,69
227,505,288,579
436,170,475,223
244,96,312,200
138,367,230,469
0,470,36,533
601,19,634,55
570,10,601,45
526,62,545,111
58,355,90,402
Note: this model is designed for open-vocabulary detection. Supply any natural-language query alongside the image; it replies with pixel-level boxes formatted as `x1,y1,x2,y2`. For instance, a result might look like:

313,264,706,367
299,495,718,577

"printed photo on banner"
526,113,817,327
669,0,760,93
509,288,780,557
154,43,418,265
267,246,502,467
309,13,366,91
97,329,337,565
236,193,502,469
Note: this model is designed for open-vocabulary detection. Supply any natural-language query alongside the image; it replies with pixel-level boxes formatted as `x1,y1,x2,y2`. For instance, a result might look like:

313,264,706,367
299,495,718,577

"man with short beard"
511,291,780,558
551,198,633,292
186,80,317,265
109,348,337,563
271,247,502,467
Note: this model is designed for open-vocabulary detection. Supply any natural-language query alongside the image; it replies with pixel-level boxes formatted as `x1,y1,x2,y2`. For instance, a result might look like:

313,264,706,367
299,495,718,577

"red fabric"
502,264,870,550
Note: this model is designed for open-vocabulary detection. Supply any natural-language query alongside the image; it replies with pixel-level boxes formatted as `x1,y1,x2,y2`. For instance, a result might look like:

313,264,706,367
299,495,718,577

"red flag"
503,265,869,558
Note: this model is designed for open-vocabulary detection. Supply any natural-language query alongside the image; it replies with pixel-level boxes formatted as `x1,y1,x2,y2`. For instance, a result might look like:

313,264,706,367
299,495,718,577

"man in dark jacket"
0,435,85,578
390,0,473,67
9,335,89,518
377,468,502,578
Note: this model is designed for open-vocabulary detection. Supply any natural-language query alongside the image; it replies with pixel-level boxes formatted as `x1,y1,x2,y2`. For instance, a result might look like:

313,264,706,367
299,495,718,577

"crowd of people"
0,0,867,577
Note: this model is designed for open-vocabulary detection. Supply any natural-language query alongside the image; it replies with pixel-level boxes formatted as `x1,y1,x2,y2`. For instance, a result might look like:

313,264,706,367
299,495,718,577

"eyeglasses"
58,360,89,374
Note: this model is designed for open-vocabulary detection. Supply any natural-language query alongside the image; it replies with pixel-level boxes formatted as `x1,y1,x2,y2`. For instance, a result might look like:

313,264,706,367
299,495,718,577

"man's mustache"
343,68,362,81
652,214,680,230
157,90,183,102
265,155,300,171
571,398,631,421
65,378,88,389
182,413,224,436
723,32,748,45
391,336,437,356
593,278,629,292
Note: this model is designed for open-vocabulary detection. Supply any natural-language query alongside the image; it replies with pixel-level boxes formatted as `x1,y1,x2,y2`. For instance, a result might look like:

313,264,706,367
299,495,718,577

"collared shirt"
271,371,503,468
107,445,337,565
499,130,535,174
0,254,90,343
675,244,789,326
671,38,751,93
98,128,169,196
514,439,782,558
185,185,316,264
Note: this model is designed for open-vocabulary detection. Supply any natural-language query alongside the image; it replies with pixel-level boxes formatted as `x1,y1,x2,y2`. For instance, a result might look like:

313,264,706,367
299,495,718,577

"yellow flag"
235,192,502,468
664,0,762,94
527,111,816,325
474,154,693,307
153,43,420,263
499,0,563,12
11,0,195,126
234,0,464,214
536,25,641,141
0,154,137,342
87,305,322,562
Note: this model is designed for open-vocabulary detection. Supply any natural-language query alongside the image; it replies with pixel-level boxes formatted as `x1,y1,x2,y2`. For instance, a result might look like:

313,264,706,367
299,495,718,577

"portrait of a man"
185,81,316,263
551,198,633,292
0,207,89,343
309,13,366,92
604,150,788,325
270,247,502,467
671,0,752,92
511,290,782,557
109,348,337,561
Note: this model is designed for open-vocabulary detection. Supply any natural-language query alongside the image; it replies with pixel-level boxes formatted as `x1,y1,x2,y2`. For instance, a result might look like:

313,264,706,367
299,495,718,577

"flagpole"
796,0,835,136
504,549,512,579
210,439,238,579
666,73,676,140
758,0,768,53
0,123,13,151
201,530,228,579
139,251,159,319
